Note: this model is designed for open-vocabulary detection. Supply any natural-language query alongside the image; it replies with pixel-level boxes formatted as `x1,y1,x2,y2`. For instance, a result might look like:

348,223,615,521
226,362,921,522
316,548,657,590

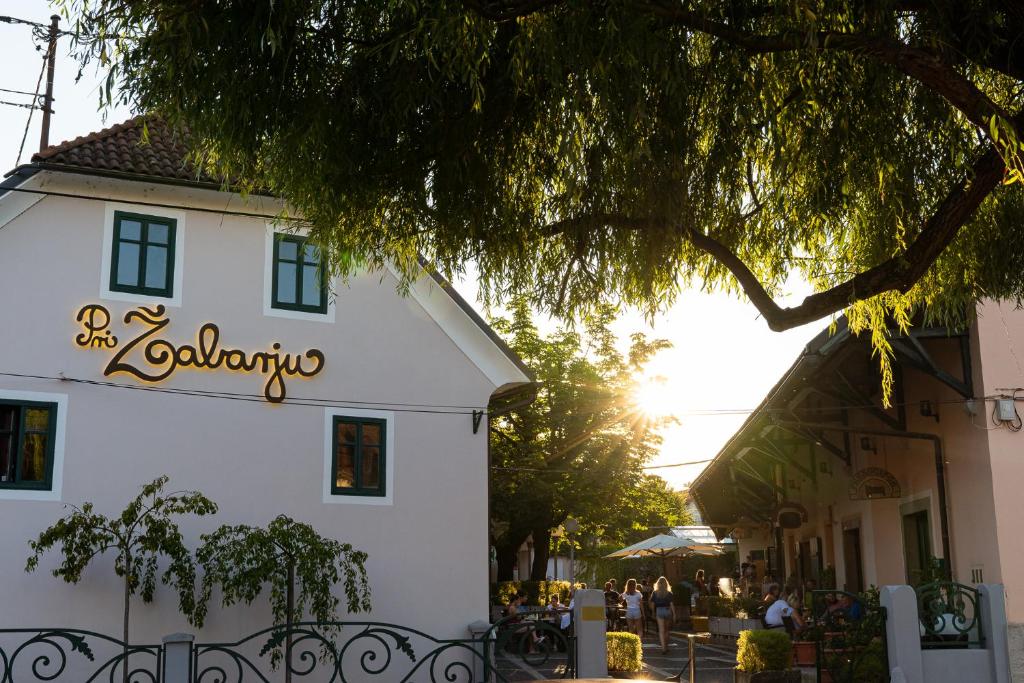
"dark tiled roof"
31,116,216,184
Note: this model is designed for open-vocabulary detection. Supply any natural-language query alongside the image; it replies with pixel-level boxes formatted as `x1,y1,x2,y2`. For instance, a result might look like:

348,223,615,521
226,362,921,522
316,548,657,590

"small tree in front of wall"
26,476,218,683
192,515,371,681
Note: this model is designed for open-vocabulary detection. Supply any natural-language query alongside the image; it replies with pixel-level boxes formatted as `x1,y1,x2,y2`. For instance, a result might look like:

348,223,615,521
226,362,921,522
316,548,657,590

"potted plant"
734,629,801,682
607,631,644,679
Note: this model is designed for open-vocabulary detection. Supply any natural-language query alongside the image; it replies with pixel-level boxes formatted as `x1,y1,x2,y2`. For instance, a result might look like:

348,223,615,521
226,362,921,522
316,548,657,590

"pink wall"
973,302,1024,621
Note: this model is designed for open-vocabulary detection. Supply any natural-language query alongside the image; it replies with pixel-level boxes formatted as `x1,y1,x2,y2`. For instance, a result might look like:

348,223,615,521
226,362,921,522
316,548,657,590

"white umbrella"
605,533,727,573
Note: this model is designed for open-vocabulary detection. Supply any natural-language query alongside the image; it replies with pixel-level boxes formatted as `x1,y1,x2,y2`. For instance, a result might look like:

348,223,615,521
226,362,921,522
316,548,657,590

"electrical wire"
1,186,307,224
1,99,39,110
0,370,487,415
0,86,43,97
14,55,47,167
490,458,713,474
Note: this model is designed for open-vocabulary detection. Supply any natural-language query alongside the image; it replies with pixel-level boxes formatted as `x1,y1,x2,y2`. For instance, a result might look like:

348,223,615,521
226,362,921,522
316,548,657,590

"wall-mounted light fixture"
860,436,877,454
920,400,940,422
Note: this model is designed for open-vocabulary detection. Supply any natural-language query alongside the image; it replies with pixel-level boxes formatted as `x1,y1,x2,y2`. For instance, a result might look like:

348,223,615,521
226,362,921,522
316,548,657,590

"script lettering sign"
74,304,325,403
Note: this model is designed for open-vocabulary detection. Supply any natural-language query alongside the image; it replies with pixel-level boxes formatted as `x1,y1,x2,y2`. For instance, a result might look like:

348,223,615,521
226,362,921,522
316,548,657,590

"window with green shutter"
331,417,386,496
109,211,177,297
0,400,57,490
272,233,327,314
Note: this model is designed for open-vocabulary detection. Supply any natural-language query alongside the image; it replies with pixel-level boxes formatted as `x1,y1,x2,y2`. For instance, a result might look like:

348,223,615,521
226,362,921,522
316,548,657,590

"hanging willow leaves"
55,1,1024,398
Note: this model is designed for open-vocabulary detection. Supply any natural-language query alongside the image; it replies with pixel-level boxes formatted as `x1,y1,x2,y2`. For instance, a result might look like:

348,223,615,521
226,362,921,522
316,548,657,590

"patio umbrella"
605,533,720,574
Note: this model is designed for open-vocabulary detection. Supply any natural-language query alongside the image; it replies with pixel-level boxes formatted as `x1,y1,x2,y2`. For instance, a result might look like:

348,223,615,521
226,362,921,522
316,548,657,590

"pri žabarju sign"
74,304,325,403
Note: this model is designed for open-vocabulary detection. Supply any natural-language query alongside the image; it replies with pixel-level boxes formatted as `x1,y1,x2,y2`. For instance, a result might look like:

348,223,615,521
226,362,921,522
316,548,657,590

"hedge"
736,629,792,673
607,632,643,672
491,580,575,606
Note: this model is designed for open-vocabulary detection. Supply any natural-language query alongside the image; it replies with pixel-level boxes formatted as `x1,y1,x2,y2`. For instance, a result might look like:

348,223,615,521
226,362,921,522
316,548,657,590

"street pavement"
493,632,739,682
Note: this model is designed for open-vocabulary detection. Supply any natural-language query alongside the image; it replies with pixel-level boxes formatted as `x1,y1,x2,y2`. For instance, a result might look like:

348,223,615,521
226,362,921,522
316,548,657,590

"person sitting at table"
621,578,645,637
764,591,804,635
837,593,864,621
506,593,545,652
763,582,781,606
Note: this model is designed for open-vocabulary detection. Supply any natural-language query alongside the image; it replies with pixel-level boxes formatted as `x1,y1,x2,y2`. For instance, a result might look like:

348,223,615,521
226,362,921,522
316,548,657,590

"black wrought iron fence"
0,617,576,682
0,629,162,683
809,589,888,683
915,581,984,649
192,617,575,682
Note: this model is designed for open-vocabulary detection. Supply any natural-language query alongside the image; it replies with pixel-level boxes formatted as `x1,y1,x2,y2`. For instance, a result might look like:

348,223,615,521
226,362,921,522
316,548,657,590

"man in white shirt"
764,596,793,628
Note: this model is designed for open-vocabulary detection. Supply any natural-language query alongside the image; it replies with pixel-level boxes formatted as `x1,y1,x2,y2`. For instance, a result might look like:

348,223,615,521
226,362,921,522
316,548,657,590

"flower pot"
733,668,803,683
727,618,742,636
792,640,816,666
709,616,724,635
691,616,709,633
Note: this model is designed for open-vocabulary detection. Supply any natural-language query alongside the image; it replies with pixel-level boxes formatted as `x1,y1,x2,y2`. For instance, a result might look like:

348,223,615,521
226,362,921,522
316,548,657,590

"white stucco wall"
0,172,524,645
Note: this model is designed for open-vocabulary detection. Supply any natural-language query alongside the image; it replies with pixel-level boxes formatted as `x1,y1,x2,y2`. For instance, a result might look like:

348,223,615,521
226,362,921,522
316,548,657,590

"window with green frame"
110,211,177,297
0,400,57,490
272,233,327,313
331,417,386,496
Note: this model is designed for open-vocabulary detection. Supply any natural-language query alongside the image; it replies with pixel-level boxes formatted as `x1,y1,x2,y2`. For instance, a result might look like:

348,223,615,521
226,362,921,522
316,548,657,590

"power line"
0,99,39,111
0,370,487,415
0,87,42,98
15,55,47,166
0,186,307,224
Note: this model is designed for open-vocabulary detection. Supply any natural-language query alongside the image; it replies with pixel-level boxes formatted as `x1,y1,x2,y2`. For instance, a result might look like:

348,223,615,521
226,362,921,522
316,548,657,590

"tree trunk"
496,542,518,581
122,554,130,683
530,528,551,581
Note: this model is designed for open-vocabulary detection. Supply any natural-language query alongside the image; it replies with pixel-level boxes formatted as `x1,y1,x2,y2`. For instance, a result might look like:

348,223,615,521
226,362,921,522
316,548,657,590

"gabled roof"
13,118,534,389
31,116,218,185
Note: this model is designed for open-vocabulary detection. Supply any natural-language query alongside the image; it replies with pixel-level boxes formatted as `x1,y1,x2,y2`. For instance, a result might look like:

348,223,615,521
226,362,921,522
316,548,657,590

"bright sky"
0,1,828,493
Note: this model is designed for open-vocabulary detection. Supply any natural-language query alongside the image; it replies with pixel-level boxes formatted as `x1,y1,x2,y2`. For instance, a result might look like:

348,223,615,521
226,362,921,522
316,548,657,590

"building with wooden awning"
690,306,1024,673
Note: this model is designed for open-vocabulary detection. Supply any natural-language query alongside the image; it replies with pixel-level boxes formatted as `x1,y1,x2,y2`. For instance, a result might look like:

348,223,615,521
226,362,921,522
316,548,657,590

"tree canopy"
489,301,689,580
60,1,1024,355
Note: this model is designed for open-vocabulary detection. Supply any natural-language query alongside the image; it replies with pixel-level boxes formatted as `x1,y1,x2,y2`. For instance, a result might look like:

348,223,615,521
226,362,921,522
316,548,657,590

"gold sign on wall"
74,304,325,403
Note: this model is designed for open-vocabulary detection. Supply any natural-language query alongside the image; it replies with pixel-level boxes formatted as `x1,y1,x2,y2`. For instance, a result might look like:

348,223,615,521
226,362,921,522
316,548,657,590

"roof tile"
31,116,216,184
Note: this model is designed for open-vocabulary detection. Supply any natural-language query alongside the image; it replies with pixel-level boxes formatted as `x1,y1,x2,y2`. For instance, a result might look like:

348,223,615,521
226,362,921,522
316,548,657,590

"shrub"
736,630,793,673
704,597,738,617
607,632,643,672
491,580,574,606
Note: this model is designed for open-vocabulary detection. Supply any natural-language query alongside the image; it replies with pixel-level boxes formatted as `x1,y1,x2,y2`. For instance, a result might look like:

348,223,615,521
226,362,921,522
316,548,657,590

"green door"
903,509,931,585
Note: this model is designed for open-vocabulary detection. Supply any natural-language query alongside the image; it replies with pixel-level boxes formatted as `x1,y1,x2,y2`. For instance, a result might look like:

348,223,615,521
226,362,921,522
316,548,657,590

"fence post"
881,585,923,683
162,632,194,683
468,619,495,683
979,584,1011,683
573,589,607,678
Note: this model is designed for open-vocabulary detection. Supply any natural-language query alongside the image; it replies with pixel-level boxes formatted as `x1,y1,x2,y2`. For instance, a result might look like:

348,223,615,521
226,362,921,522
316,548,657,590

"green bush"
606,632,643,672
736,630,793,673
704,597,738,617
491,580,574,606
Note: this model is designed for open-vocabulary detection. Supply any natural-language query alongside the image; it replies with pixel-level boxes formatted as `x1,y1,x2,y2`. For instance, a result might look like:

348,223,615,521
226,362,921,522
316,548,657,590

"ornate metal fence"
0,629,162,682
916,581,984,649
810,589,888,683
0,617,575,682
192,617,575,682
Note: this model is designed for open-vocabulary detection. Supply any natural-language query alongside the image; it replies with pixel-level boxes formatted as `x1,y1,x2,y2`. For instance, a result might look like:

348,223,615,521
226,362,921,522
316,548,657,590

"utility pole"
39,15,59,152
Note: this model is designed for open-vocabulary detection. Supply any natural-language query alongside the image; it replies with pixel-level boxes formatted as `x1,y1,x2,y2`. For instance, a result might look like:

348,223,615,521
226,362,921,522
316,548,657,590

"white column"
979,584,1011,683
573,588,608,678
161,632,194,683
881,585,924,683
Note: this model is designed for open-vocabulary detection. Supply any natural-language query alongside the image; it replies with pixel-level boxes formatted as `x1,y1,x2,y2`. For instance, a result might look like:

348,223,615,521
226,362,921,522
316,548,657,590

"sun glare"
633,375,676,419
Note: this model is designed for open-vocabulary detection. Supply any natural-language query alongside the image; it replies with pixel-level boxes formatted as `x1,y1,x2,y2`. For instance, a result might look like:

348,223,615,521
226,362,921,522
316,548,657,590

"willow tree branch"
543,143,1007,331
633,2,1009,132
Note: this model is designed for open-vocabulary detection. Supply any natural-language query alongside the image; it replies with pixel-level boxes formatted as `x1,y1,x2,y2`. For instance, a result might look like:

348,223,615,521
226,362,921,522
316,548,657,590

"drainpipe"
771,420,953,581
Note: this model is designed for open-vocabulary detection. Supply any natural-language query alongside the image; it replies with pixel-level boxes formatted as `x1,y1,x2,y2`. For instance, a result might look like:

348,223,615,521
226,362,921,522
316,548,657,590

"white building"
0,118,532,648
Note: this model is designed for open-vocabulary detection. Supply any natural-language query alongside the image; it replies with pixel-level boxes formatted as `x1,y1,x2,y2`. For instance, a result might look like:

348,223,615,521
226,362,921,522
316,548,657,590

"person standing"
694,569,708,598
604,581,621,630
621,579,644,637
649,576,676,655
